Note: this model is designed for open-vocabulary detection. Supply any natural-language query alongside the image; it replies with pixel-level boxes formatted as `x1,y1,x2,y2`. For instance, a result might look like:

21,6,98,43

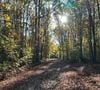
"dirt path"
0,60,100,90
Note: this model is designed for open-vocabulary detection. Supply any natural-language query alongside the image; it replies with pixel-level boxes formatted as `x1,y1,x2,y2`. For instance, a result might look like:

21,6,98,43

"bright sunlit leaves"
6,22,12,30
0,3,11,10
3,14,11,21
3,14,12,30
40,28,44,33
6,22,11,27
0,2,12,31
49,40,58,57
4,3,11,10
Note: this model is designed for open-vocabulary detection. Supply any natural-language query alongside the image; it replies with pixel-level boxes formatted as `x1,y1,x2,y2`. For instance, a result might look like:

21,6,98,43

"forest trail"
0,59,100,90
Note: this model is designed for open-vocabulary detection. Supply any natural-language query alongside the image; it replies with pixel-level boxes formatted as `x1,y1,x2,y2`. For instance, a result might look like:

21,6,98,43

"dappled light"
0,0,100,90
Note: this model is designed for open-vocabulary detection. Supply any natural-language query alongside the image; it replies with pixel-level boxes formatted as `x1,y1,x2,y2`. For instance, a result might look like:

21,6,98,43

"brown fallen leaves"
0,60,100,90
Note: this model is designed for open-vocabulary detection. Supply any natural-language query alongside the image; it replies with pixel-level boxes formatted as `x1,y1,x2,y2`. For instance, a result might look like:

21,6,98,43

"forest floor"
0,59,100,90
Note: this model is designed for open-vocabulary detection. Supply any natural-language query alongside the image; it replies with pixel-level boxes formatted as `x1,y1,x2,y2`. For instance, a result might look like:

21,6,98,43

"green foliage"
0,61,12,72
48,40,58,58
0,0,99,79
23,47,32,56
0,31,18,62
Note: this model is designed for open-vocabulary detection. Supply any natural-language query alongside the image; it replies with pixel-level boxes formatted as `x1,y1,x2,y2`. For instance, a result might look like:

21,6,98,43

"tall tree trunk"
92,0,97,62
79,8,83,62
86,0,94,62
32,0,41,64
96,0,100,19
86,0,96,63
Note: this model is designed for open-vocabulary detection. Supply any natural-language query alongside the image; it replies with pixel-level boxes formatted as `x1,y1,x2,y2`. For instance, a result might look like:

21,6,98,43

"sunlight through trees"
0,0,100,80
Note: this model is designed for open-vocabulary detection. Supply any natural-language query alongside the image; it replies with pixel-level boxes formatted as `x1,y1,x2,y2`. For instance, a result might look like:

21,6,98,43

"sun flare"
59,15,68,24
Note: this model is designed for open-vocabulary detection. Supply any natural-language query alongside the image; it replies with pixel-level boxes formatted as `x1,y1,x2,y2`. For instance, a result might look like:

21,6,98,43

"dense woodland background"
0,0,100,81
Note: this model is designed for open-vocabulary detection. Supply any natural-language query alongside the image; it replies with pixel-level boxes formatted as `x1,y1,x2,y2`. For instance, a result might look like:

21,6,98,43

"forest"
0,0,100,90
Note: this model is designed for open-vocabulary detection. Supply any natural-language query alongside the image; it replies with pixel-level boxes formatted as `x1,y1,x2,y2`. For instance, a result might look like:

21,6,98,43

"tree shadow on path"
3,60,100,90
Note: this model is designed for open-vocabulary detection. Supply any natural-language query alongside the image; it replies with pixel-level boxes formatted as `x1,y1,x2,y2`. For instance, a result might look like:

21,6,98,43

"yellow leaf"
5,3,11,10
6,22,11,30
40,28,44,33
2,3,5,7
4,14,11,21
